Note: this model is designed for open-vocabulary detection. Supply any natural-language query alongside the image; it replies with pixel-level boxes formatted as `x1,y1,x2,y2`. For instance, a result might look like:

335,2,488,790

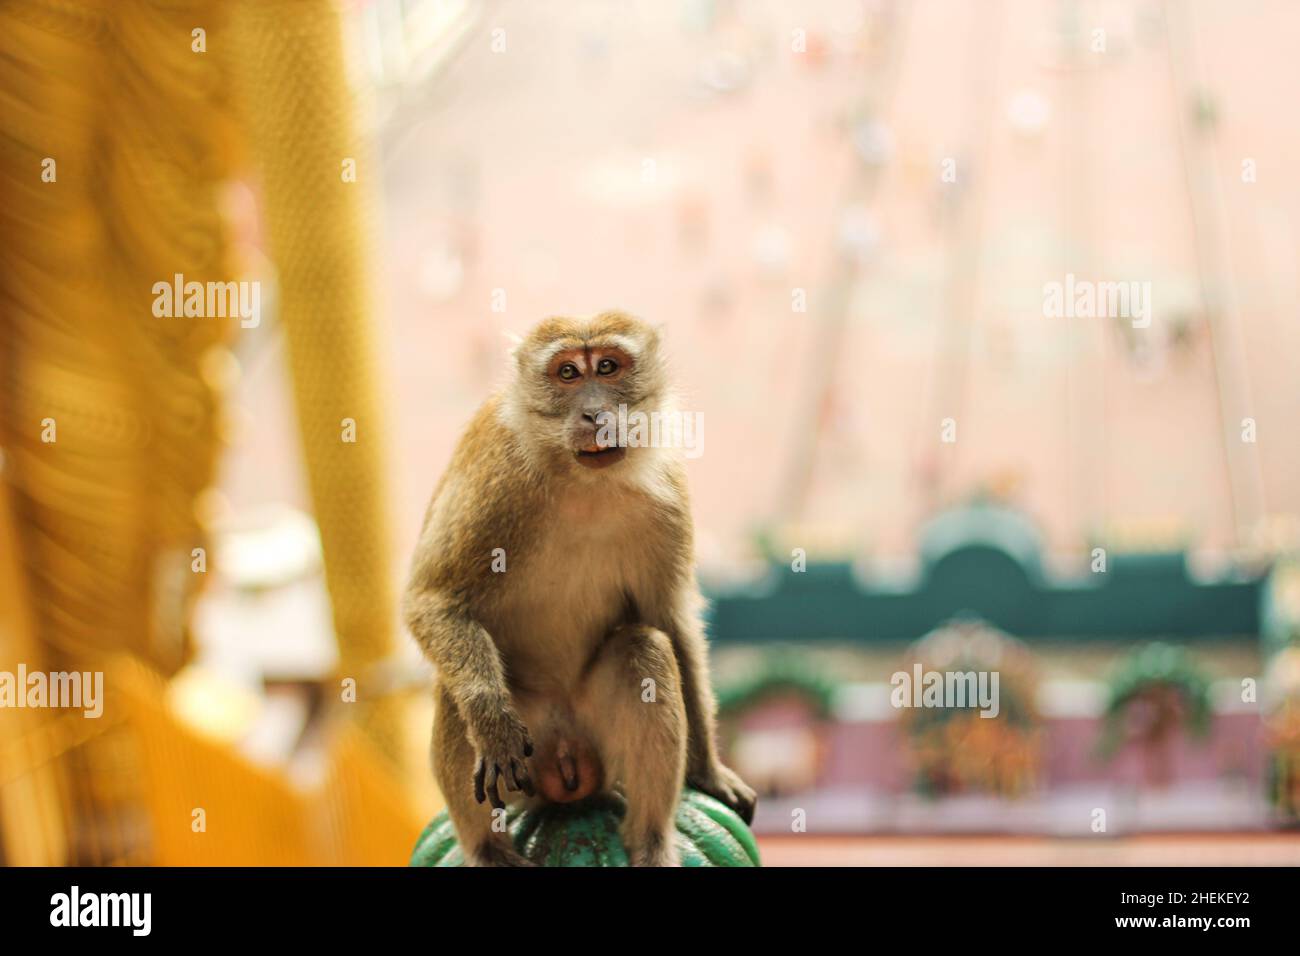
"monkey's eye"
557,363,580,381
596,358,619,375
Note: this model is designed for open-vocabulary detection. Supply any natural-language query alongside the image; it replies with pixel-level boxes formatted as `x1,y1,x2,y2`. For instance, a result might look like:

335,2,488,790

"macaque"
403,311,755,866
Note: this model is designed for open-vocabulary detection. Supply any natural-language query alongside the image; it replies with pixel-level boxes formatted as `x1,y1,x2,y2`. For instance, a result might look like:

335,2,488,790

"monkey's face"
512,313,668,472
546,344,636,469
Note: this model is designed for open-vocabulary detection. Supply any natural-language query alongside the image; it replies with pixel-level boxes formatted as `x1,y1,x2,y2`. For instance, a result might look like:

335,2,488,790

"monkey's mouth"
574,444,627,469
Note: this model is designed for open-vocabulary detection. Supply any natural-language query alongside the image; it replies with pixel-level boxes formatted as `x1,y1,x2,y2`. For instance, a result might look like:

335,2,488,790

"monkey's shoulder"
416,402,545,580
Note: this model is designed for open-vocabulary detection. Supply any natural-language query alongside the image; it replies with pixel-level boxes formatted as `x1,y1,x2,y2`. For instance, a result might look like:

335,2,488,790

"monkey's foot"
626,833,681,867
468,840,536,867
688,763,758,825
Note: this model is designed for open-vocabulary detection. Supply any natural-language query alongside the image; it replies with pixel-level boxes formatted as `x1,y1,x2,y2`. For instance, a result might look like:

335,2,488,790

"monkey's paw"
471,712,536,810
688,762,757,825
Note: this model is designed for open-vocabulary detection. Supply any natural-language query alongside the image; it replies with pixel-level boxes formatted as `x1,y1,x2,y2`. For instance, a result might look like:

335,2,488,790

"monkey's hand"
689,761,757,825
469,707,536,811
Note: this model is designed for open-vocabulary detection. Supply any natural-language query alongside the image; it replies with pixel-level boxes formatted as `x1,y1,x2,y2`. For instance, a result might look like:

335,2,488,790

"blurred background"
3,0,1300,865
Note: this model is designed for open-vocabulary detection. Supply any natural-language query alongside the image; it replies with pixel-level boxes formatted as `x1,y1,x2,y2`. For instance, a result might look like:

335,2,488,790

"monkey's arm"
405,587,507,709
666,605,722,775
403,587,534,807
664,593,757,824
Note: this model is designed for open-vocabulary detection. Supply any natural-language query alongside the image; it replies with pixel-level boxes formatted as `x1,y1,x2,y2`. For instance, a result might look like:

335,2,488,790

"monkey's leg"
581,625,687,867
432,684,532,866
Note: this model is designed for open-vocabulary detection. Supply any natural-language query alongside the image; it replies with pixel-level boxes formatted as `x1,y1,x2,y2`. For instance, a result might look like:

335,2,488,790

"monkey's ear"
503,330,525,363
648,321,667,349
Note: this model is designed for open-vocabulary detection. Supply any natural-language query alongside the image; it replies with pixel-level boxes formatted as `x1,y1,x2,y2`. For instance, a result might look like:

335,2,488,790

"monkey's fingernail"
512,758,534,796
484,762,506,809
474,761,487,804
523,739,534,757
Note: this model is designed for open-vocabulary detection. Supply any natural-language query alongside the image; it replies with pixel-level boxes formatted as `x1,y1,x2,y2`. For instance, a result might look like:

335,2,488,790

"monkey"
402,310,756,866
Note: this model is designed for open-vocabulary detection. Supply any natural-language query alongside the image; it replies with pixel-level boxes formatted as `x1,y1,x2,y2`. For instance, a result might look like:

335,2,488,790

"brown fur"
403,311,755,867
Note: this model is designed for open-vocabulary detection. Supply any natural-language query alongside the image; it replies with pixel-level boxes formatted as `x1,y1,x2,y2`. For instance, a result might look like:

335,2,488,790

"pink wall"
819,713,1266,791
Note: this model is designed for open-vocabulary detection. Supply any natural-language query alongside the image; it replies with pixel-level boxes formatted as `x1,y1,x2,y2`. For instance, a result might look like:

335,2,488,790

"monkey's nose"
581,409,601,424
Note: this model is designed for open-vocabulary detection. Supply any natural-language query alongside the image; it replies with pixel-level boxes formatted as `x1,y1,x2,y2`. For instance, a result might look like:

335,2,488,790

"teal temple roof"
702,505,1263,644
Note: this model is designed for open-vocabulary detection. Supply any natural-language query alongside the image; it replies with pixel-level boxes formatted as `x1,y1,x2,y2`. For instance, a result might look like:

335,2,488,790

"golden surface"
0,0,413,864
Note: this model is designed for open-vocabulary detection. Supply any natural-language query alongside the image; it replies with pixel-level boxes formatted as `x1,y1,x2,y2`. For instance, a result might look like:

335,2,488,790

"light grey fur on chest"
484,484,665,688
